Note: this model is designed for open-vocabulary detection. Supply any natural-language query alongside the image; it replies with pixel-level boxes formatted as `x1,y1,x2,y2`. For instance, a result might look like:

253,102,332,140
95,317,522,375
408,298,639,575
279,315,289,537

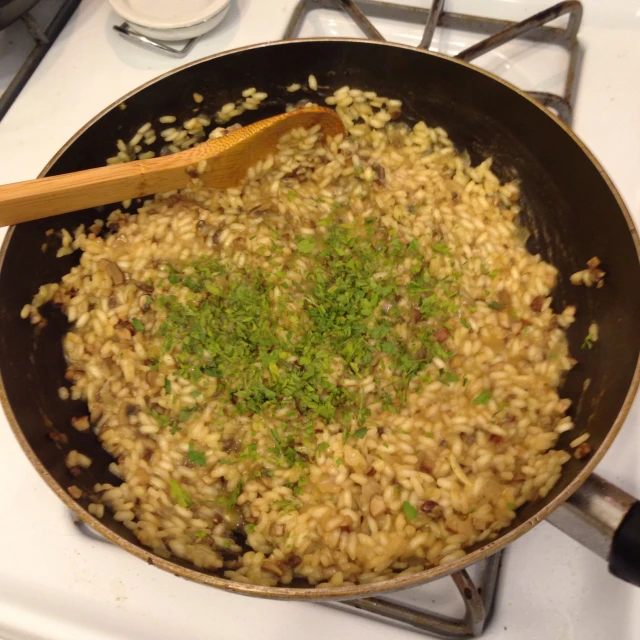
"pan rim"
1,37,639,601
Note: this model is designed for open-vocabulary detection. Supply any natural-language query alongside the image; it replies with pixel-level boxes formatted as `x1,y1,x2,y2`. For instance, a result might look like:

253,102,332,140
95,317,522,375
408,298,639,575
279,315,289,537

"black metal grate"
283,0,583,124
0,0,81,122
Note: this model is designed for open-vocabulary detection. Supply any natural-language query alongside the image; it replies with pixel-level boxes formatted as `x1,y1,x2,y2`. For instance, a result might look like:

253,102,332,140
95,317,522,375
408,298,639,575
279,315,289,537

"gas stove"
0,1,639,639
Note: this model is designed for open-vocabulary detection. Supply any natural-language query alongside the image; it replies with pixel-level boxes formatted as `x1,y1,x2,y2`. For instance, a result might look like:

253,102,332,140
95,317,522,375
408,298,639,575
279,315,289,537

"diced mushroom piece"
372,163,386,184
369,494,386,517
433,327,451,343
135,280,154,294
574,442,593,460
530,296,544,313
102,259,125,285
270,523,286,537
286,555,302,567
420,500,440,514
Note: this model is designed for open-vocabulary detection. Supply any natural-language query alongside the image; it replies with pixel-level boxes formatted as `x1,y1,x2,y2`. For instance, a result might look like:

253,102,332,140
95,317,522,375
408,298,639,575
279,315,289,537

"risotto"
25,84,581,588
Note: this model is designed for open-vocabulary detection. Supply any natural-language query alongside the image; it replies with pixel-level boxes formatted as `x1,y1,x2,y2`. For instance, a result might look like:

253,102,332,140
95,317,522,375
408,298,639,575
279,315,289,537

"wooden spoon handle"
0,157,188,227
0,106,345,228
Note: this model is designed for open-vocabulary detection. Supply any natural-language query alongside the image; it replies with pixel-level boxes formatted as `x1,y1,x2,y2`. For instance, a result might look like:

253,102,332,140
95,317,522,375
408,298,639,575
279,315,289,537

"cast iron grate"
283,0,583,124
0,0,81,122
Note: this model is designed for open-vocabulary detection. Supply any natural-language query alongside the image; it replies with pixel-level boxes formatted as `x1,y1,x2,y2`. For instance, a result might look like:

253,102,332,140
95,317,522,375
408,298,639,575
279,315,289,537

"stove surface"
0,1,639,639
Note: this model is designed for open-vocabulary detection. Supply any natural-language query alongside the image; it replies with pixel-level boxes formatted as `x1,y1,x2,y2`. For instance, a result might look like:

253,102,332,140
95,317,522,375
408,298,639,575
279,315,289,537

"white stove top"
0,1,639,639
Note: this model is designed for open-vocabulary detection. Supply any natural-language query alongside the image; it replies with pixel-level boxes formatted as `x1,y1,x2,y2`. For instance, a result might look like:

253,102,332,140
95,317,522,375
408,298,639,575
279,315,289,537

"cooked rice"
26,83,579,588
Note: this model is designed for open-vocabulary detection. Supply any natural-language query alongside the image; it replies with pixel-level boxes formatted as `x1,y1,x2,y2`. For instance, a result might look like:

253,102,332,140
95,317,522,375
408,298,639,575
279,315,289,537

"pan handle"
547,474,640,587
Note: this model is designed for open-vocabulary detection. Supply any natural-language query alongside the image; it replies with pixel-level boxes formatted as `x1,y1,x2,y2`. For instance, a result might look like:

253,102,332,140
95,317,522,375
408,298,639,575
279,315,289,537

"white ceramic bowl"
110,0,231,41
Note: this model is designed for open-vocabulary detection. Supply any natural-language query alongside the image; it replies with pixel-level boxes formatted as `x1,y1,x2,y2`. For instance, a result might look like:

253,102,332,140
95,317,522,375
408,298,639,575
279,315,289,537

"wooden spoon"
0,106,344,227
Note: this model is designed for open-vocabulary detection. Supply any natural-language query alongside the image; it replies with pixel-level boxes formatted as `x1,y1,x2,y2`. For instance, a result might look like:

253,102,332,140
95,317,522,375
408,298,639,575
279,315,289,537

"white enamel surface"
108,0,231,29
0,1,639,639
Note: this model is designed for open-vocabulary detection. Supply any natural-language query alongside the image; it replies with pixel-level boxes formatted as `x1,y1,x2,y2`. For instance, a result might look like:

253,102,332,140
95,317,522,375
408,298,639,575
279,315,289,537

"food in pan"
24,82,588,587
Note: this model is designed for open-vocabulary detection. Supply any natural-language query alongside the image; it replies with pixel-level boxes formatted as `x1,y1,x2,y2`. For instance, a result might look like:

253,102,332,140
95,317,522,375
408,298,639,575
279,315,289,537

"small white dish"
109,0,230,33
123,4,231,42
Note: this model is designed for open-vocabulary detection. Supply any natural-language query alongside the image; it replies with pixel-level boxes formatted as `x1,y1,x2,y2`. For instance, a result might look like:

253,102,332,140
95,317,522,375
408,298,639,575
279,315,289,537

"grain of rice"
570,433,590,448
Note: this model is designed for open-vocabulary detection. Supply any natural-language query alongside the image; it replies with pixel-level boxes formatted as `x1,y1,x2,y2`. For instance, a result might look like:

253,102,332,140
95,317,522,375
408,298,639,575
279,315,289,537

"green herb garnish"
169,478,193,508
153,222,459,429
131,318,144,332
188,442,206,466
582,335,593,350
296,237,316,254
402,501,418,520
222,482,243,510
473,390,492,405
273,500,301,512
149,409,170,429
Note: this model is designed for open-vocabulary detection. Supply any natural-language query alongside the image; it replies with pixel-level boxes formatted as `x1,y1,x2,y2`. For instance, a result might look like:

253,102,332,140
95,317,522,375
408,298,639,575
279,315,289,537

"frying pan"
1,39,639,600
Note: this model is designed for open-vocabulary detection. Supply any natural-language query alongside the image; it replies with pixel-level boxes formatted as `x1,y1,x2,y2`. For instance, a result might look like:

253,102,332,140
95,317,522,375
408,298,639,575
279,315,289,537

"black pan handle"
610,501,640,585
547,474,640,587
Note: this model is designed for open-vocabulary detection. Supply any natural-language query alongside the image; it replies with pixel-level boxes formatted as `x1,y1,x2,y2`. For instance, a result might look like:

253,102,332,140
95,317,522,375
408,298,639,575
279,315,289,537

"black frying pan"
0,40,639,600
